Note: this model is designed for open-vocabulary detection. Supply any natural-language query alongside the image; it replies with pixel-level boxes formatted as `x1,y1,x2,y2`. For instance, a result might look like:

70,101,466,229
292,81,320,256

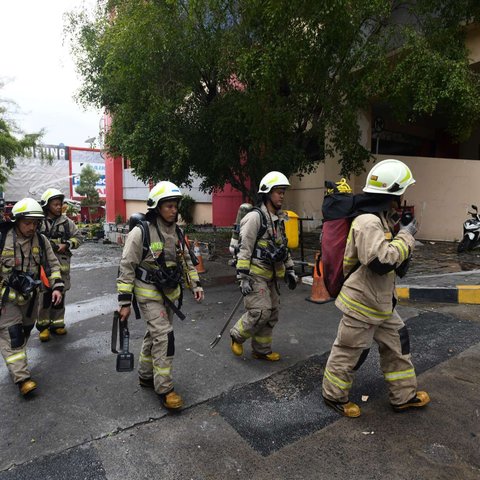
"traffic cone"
194,240,206,274
306,252,333,304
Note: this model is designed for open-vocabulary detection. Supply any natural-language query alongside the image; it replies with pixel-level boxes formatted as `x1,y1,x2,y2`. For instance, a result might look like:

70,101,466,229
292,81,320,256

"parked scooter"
457,205,480,253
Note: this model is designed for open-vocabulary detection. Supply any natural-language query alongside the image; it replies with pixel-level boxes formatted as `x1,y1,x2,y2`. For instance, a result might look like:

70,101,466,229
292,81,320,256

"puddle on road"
65,294,117,325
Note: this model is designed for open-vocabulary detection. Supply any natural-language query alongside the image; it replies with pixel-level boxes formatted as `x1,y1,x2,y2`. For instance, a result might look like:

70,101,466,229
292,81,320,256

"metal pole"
299,218,305,275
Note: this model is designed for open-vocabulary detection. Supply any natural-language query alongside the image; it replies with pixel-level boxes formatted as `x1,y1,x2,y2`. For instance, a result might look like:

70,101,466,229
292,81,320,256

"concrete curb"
302,275,480,305
397,285,480,304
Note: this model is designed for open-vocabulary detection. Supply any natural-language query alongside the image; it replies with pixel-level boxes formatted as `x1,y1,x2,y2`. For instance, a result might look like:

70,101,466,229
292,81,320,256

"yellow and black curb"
397,285,480,305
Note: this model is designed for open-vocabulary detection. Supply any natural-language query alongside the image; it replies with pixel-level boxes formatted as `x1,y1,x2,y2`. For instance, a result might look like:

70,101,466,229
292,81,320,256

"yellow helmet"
146,181,182,210
39,188,65,207
12,198,44,220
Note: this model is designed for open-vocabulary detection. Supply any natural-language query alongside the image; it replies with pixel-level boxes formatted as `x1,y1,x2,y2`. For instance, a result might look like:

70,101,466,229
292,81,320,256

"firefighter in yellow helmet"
230,171,297,361
117,181,204,410
36,188,83,341
322,159,430,417
0,198,63,396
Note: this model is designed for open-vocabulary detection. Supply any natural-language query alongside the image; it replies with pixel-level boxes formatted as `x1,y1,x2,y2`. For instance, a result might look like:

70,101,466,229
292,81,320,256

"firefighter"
36,188,83,341
0,198,63,396
322,159,430,417
117,181,204,410
230,171,297,361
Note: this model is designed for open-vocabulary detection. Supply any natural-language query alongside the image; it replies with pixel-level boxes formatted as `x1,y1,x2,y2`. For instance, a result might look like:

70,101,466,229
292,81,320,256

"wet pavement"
0,240,479,479
410,241,480,275
206,230,480,286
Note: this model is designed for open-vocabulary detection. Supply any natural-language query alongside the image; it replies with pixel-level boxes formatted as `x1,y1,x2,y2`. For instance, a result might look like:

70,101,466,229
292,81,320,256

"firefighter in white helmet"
0,198,63,396
322,159,430,417
36,188,83,341
117,181,204,410
230,171,297,361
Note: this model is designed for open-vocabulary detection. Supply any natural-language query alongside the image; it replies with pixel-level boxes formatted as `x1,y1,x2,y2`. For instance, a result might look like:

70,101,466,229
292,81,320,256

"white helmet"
12,198,45,220
363,159,415,196
146,181,182,210
258,171,290,193
39,188,65,207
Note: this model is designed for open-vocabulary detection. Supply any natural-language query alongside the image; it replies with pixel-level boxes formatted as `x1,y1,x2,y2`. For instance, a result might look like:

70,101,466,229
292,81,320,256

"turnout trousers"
0,298,38,384
137,300,175,395
37,267,71,332
230,275,280,355
322,310,417,406
37,289,68,332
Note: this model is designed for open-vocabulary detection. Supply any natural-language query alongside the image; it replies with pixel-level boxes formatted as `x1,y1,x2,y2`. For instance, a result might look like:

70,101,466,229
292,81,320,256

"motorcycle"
457,205,480,253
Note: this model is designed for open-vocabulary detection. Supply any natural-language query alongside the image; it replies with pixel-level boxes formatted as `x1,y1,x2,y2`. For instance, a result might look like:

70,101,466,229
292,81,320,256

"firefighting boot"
160,390,184,410
39,329,50,342
52,327,67,335
252,351,281,361
323,396,361,418
139,376,154,388
18,379,37,396
392,391,430,412
231,336,243,356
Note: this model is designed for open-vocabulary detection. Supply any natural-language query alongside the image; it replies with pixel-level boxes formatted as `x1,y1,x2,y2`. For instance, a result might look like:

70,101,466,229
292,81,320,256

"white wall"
290,152,480,241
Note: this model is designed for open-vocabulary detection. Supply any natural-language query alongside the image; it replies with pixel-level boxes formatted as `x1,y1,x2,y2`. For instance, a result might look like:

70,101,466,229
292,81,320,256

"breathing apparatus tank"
229,203,254,256
128,212,146,232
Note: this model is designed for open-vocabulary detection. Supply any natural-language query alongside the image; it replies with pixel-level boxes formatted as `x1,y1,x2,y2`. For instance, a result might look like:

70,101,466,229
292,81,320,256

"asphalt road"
0,241,479,479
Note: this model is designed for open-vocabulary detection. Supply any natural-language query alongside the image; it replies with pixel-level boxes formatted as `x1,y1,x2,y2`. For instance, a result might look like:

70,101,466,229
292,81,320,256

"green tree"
67,0,480,199
0,83,42,186
76,163,100,206
178,194,196,224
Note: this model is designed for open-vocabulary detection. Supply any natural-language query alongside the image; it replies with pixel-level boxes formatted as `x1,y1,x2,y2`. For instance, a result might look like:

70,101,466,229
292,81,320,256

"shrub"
178,195,195,225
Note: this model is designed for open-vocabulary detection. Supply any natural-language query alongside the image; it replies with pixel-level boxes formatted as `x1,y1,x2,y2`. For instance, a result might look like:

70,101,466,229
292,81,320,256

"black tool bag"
111,311,134,372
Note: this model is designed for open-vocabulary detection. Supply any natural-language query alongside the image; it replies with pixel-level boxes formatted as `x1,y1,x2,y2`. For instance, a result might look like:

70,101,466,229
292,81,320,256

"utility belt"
252,242,288,264
134,265,185,321
135,265,183,289
251,240,288,295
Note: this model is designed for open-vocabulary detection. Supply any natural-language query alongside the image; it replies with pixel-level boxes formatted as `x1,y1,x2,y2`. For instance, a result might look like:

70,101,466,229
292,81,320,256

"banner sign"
70,148,106,198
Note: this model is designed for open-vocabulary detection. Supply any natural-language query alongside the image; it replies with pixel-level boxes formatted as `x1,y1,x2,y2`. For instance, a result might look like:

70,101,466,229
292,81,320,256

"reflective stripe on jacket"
335,212,415,325
117,216,200,307
40,215,83,276
236,203,293,278
0,229,64,299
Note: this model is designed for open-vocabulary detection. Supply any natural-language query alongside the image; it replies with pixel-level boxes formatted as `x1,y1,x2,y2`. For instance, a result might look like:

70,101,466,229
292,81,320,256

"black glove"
399,218,418,237
285,269,298,290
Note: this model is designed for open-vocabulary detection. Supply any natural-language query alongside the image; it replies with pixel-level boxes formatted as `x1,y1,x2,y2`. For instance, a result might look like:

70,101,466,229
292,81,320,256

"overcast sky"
0,0,101,148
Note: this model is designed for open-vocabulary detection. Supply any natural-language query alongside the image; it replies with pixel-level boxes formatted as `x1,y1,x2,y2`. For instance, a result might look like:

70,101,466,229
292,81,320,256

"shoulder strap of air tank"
63,218,71,238
139,221,151,261
252,207,268,240
0,232,5,258
0,222,14,257
175,225,186,250
175,225,199,266
36,231,51,275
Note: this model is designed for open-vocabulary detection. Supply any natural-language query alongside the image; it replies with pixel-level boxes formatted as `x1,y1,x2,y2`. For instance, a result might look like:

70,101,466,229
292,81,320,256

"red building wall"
212,183,248,227
103,114,126,223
